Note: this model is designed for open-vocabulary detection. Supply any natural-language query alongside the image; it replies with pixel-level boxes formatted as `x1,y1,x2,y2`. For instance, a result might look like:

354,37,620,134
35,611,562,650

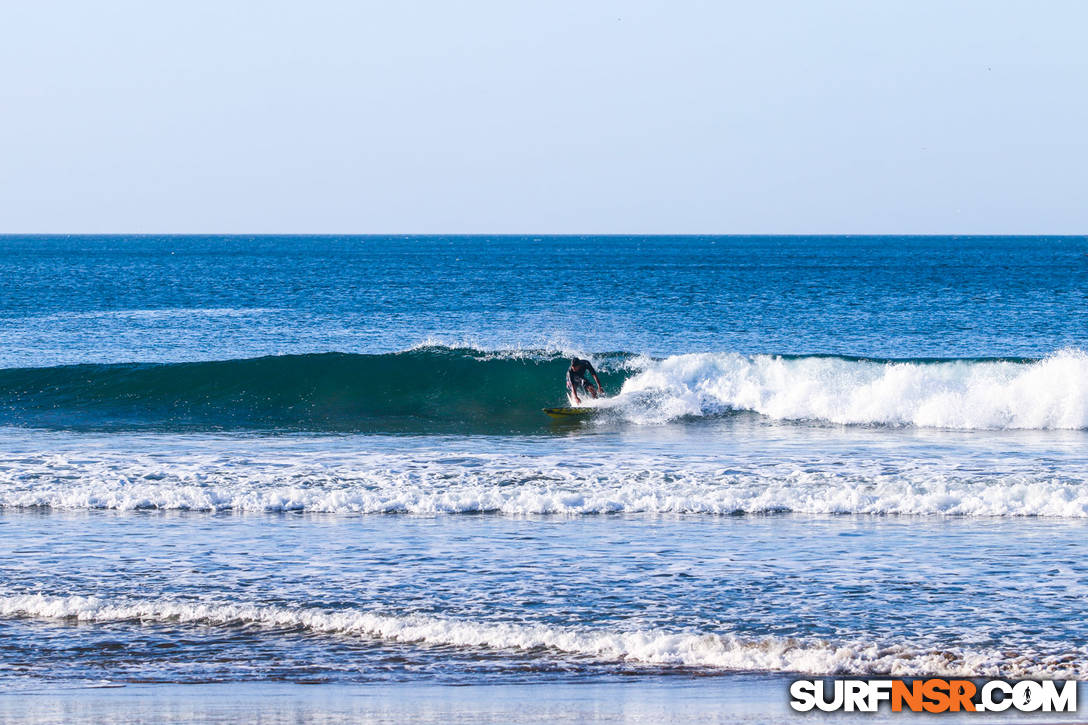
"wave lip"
2,593,1081,679
611,348,1088,430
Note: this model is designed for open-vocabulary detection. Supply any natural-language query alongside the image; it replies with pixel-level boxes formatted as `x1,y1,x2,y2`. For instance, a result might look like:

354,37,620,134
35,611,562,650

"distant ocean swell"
1,593,1081,679
1,346,1086,432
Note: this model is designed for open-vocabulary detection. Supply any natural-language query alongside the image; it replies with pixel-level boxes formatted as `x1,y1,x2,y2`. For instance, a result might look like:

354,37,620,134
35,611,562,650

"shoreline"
2,680,1086,724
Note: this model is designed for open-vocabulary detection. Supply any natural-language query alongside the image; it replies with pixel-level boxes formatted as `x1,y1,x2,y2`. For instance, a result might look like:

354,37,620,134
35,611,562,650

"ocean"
1,236,1086,716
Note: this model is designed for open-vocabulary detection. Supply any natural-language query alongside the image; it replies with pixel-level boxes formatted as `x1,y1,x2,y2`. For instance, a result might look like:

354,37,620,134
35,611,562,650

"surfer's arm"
587,364,602,393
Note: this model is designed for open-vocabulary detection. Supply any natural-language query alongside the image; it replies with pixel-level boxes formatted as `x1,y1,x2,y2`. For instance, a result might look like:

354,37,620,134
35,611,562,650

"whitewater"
1,434,1087,517
611,348,1088,430
4,593,1082,679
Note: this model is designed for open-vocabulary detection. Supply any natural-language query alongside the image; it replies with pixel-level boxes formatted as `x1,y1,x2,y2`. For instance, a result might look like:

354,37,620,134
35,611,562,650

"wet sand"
2,680,1086,725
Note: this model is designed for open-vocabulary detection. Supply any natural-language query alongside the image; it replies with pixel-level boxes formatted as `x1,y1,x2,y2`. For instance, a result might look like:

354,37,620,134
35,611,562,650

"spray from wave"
0,346,1085,432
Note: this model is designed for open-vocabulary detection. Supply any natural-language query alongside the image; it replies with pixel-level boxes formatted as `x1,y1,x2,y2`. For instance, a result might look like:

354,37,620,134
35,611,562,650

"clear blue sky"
1,1,1086,233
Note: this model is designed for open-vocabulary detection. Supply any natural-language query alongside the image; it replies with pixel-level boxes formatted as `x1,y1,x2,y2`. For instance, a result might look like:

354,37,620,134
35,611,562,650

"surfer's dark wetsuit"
567,358,603,404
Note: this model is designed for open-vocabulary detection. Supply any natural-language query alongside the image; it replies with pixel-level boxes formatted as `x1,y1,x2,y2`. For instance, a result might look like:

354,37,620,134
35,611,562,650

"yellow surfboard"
542,407,594,419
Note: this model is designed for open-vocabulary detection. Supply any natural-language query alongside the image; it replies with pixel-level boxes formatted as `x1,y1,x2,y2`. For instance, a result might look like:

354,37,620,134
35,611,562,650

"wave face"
1,347,1086,433
3,593,1081,679
0,347,620,433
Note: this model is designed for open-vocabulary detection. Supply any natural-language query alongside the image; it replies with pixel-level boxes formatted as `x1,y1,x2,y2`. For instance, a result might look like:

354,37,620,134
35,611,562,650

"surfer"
567,357,603,404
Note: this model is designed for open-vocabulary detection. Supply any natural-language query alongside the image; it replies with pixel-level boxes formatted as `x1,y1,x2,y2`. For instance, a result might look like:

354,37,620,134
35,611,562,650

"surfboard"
542,406,594,419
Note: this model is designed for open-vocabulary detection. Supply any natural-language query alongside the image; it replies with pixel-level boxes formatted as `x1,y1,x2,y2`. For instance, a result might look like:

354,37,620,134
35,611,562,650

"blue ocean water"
0,235,1087,688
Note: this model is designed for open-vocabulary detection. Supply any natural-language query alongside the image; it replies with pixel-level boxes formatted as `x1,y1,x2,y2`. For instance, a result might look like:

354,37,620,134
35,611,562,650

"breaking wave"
0,346,1085,432
610,348,1088,430
2,593,1081,678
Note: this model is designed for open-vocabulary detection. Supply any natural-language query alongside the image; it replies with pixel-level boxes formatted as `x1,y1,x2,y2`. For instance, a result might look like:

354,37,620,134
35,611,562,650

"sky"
1,0,1086,234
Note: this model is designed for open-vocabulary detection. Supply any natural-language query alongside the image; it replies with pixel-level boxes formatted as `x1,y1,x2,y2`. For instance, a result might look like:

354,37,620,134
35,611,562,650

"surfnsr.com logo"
789,679,1078,713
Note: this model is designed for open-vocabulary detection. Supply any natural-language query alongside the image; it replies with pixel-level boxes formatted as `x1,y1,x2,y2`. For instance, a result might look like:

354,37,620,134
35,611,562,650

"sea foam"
2,593,1081,679
611,349,1088,429
1,447,1087,517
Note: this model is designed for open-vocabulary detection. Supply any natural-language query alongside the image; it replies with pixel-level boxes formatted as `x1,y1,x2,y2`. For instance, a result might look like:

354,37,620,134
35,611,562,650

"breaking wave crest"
610,348,1088,430
2,594,1081,679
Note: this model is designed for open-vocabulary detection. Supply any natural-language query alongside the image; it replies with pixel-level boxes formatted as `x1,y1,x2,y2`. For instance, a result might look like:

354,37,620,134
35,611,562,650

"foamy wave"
2,449,1087,517
609,349,1088,429
2,593,1080,678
